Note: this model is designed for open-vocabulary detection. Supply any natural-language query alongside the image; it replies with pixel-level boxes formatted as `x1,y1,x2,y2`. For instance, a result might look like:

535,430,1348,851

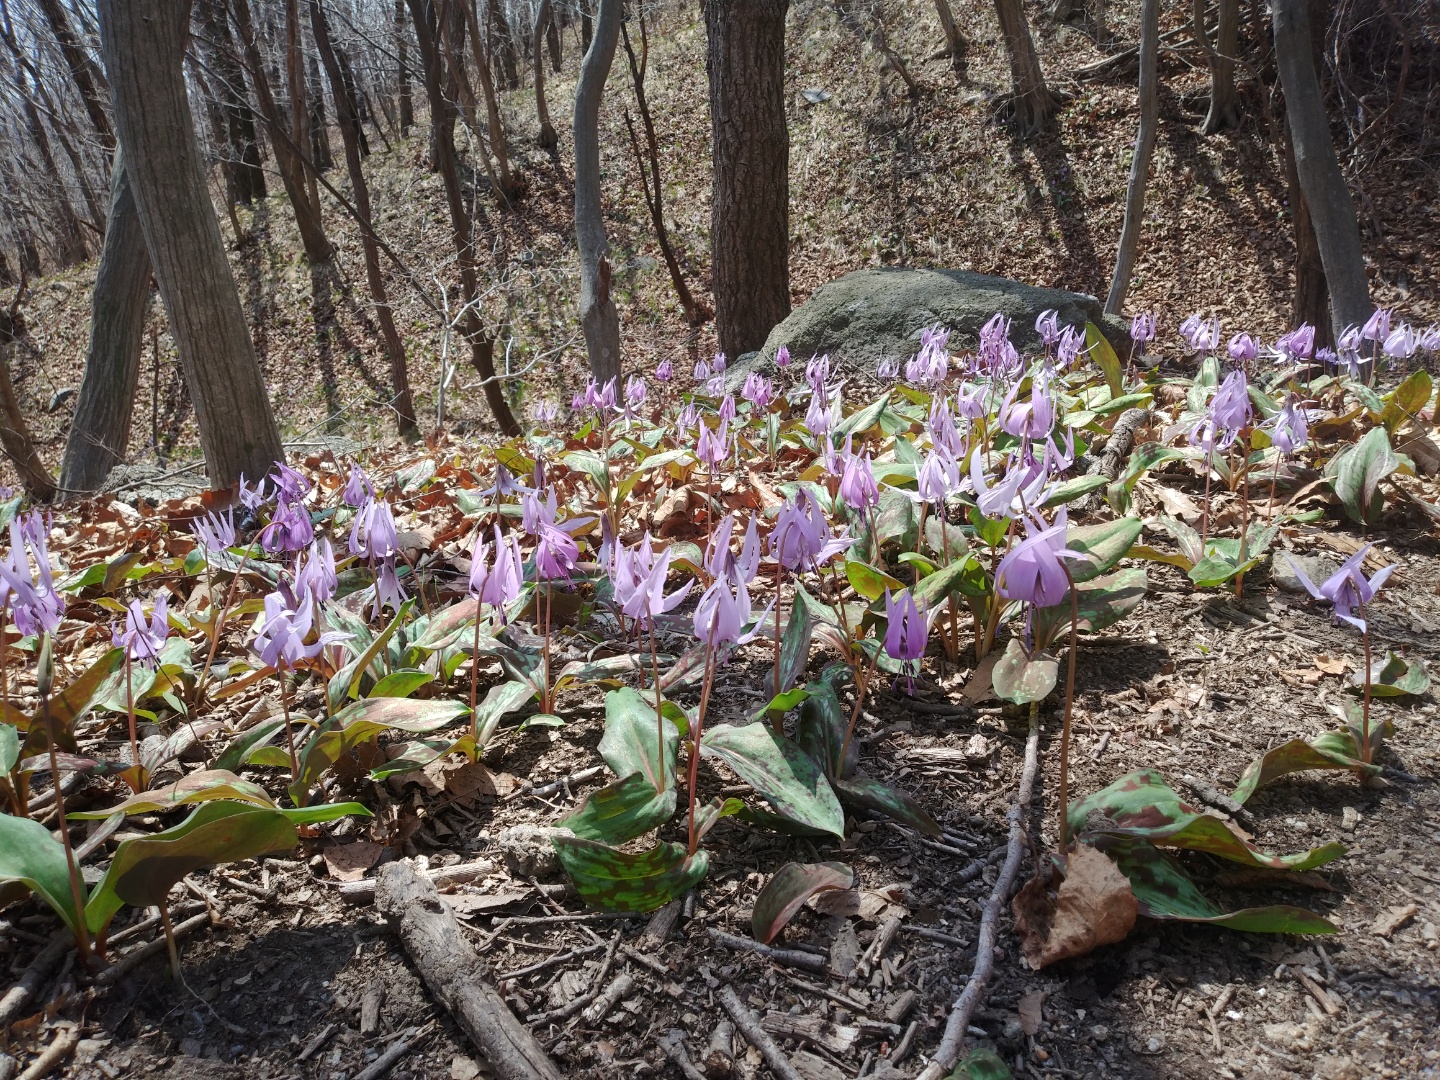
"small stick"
581,972,634,1024
499,942,606,982
619,944,670,977
158,902,181,980
527,930,621,1025
706,928,828,974
15,1028,79,1080
335,858,498,904
0,934,68,1028
889,1019,920,1064
900,925,970,948
298,1022,337,1061
352,1028,416,1080
658,1030,707,1080
856,916,901,980
783,975,872,1015
94,911,212,987
717,985,804,1080
515,766,605,800
954,845,1008,884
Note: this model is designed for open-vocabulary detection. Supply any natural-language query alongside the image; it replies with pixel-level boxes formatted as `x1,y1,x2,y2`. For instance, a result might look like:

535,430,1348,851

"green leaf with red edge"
1064,516,1144,585
560,772,677,845
553,653,647,694
21,647,125,758
795,680,855,780
551,837,709,913
1031,567,1149,652
1230,729,1383,805
992,638,1058,705
845,560,905,603
68,769,274,819
832,773,940,836
1071,769,1345,871
471,679,537,748
1331,426,1399,525
1352,651,1430,698
660,643,710,693
752,861,854,944
599,687,679,794
701,722,845,838
1097,838,1337,934
0,812,84,941
412,597,481,649
369,735,477,780
693,796,745,844
776,604,815,695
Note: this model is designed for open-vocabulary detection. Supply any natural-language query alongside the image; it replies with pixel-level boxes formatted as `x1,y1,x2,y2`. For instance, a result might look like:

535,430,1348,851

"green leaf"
968,507,1010,549
599,687,679,794
1353,651,1430,698
563,449,610,494
1380,370,1431,434
776,604,814,694
756,686,811,725
1084,322,1123,397
992,637,1058,705
552,837,709,913
1231,730,1381,805
701,723,845,838
913,552,988,608
472,679,537,748
22,647,125,759
949,1048,1014,1080
845,560,905,603
214,719,286,773
1101,838,1337,934
0,722,18,774
795,680,855,780
413,598,482,649
1040,474,1109,508
874,490,919,551
0,813,84,939
1065,517,1143,584
1071,769,1345,871
68,769,275,819
86,802,299,936
693,796,745,844
560,772,677,845
553,653,647,694
1031,567,1148,652
368,670,433,698
329,599,415,713
751,861,854,944
1332,426,1398,525
832,774,940,835
834,390,891,439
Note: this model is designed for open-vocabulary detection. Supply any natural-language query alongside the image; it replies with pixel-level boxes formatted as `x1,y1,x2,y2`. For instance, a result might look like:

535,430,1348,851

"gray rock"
1271,552,1337,594
493,823,572,879
728,267,1127,386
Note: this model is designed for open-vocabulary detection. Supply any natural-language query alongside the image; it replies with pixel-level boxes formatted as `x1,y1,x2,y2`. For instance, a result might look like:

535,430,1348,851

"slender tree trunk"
574,0,623,382
407,0,519,434
310,0,417,436
460,0,518,200
1281,122,1331,343
992,0,1057,136
547,7,561,71
97,0,285,488
307,47,334,170
197,0,267,204
621,13,703,326
0,301,57,501
61,148,153,492
286,0,324,212
1272,0,1371,336
534,0,558,149
487,0,521,88
396,0,415,133
336,47,373,156
932,0,967,68
1197,0,1239,134
1104,0,1158,314
34,0,114,150
705,0,790,359
231,0,335,262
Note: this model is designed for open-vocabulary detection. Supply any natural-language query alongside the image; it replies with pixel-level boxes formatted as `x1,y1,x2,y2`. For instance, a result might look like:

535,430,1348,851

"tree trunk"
1104,0,1158,314
534,0,558,149
286,0,324,212
459,0,519,200
487,0,521,89
1272,0,1371,336
336,47,373,156
407,0,520,435
992,0,1057,136
547,7,561,71
397,0,415,133
932,0,966,69
307,47,334,170
309,0,418,437
231,0,335,263
704,0,790,359
1281,121,1330,344
573,0,623,383
60,148,153,493
196,0,267,205
34,0,114,149
0,301,57,501
97,0,285,489
1197,0,1239,134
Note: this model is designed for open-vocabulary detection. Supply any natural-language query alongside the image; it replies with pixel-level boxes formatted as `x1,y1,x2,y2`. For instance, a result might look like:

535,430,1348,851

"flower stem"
771,560,784,712
1235,444,1251,599
281,676,300,794
1057,565,1080,855
838,648,880,776
195,540,258,704
39,642,92,964
125,656,142,793
649,621,665,763
1200,447,1214,547
686,639,718,855
1360,601,1373,767
469,605,482,713
541,582,553,714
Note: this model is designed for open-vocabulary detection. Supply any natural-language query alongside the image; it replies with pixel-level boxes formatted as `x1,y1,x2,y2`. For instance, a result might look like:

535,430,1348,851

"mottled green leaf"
1230,729,1381,805
1353,651,1430,698
1040,474,1109,508
22,647,124,759
845,560,905,603
368,670,433,698
832,773,940,836
1031,567,1148,652
561,772,677,845
776,603,814,694
874,490,919,551
599,687,679,794
701,723,845,837
1332,426,1398,525
472,679,537,748
69,769,274,819
752,861,853,944
693,796,745,844
552,837,709,913
1065,517,1143,585
992,637,1058,705
795,679,855,780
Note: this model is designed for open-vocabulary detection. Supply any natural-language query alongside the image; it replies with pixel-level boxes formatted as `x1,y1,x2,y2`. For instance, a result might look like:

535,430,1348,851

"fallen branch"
352,1026,419,1080
93,911,212,987
15,1027,78,1080
657,1030,707,1080
0,934,69,1029
526,930,621,1025
1073,407,1151,518
916,709,1041,1080
706,928,828,974
717,985,804,1080
336,858,497,904
374,861,562,1080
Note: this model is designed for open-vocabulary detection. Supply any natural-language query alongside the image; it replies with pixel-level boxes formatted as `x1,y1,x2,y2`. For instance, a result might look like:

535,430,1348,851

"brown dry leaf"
1013,846,1138,970
1314,655,1349,675
446,889,537,918
1372,904,1419,938
1155,486,1202,522
323,841,387,882
809,888,863,918
960,651,1002,704
1017,990,1045,1036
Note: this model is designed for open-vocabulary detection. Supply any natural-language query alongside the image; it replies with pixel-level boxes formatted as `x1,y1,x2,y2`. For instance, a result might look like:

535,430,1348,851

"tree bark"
1104,0,1158,314
547,7,561,71
1198,0,1239,134
704,0,790,359
396,0,415,133
309,0,417,437
60,148,152,493
196,0,267,205
932,0,966,68
34,0,114,149
574,0,623,382
97,0,284,489
534,0,558,149
487,0,520,89
992,0,1057,136
459,0,519,199
407,0,520,435
0,300,57,501
335,47,372,156
1272,0,1371,336
286,0,324,213
306,47,334,170
231,0,335,263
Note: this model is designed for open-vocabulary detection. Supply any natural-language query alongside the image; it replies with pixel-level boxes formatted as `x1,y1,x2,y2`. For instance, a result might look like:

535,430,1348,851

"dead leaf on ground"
1155,486,1202,521
1013,845,1138,969
1314,655,1349,675
961,651,1001,704
1372,904,1419,938
1017,990,1045,1036
323,841,387,882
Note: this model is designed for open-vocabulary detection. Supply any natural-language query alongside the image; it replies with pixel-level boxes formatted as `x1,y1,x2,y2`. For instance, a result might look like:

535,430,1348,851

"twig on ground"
526,930,622,1025
352,1026,418,1080
916,708,1041,1080
581,972,634,1024
94,911,213,987
336,858,497,904
717,985,804,1080
706,928,828,974
657,1030,707,1080
0,935,69,1029
499,941,606,982
15,1027,79,1080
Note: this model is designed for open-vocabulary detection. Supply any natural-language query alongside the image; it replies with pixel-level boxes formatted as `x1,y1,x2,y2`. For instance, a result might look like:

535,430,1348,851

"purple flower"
1383,324,1417,360
706,513,762,585
532,400,559,427
535,524,578,581
342,464,373,507
1055,325,1086,370
883,589,928,693
618,541,693,627
1360,309,1391,343
927,399,964,457
675,403,699,441
655,359,674,383
269,461,311,505
522,486,559,536
805,390,834,437
876,357,900,381
1266,396,1309,455
712,352,728,373
967,451,1035,520
1042,427,1077,475
718,394,737,425
916,447,960,506
348,497,398,560
696,420,730,468
839,450,879,514
1035,309,1061,348
769,492,851,571
194,508,236,554
694,360,713,384
1274,325,1313,362
999,374,1055,441
692,575,770,647
0,516,62,637
583,377,618,413
237,474,267,511
253,591,350,671
954,383,987,421
805,355,830,394
774,345,792,369
1130,313,1157,352
295,539,337,606
113,592,170,669
261,500,314,554
482,527,524,614
1190,369,1250,452
1229,333,1261,364
624,375,647,415
370,559,407,619
468,529,492,601
705,374,726,396
742,372,775,410
1180,314,1220,353
1420,324,1440,355
1283,544,1392,633
995,511,1084,608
